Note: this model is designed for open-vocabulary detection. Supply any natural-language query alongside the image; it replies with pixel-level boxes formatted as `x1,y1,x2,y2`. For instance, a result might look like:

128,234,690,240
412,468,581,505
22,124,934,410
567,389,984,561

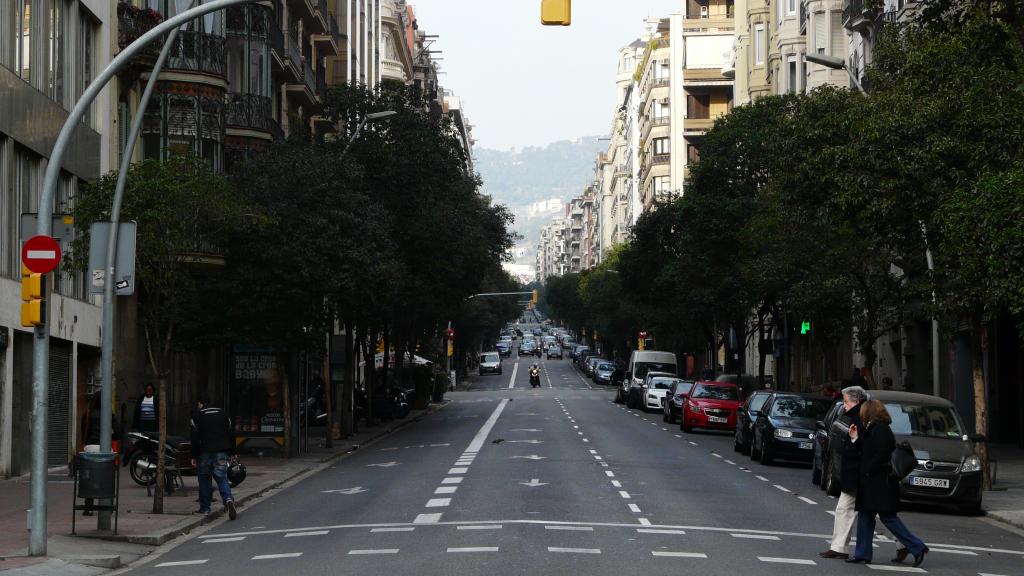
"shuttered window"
754,24,765,64
813,12,826,54
831,11,845,57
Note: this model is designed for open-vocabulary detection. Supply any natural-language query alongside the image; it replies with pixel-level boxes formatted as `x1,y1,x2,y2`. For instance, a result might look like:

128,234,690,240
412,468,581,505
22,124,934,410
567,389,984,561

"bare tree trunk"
323,331,333,447
342,319,354,437
970,314,992,490
282,353,292,458
143,323,171,514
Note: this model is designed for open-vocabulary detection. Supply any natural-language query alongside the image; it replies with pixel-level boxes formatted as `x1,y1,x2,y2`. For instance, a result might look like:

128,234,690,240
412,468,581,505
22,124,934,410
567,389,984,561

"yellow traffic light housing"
531,289,539,304
541,0,571,26
20,264,46,327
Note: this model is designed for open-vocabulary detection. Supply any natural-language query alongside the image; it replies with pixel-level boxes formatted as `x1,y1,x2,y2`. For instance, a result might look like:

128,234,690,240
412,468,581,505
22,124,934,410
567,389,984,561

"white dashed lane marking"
448,547,500,553
156,560,209,567
638,529,686,535
732,533,781,541
628,504,642,513
756,475,770,482
866,566,927,573
652,551,708,558
457,525,502,530
548,547,601,554
349,549,399,555
414,513,443,523
545,525,594,531
758,557,815,565
253,553,303,560
284,531,328,537
798,496,818,505
203,537,245,543
425,498,451,507
371,527,415,533
774,485,791,493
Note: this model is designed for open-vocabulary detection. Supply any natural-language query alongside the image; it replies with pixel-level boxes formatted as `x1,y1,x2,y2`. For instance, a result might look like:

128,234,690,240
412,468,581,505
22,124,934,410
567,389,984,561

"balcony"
843,0,875,32
225,93,273,134
117,2,163,54
873,10,898,37
651,154,670,165
312,11,341,55
684,117,714,133
167,31,227,77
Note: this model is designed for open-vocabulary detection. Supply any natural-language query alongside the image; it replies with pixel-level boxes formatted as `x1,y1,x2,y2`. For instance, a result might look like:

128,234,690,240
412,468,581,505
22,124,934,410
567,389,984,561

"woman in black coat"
847,400,929,566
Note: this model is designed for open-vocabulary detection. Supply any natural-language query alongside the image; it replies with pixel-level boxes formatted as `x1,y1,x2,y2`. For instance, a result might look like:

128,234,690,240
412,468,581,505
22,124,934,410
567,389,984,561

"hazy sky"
409,0,683,151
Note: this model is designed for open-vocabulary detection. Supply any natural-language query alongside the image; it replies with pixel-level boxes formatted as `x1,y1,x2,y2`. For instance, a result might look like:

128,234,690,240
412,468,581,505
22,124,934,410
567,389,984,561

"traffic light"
531,289,539,305
541,0,571,25
800,321,812,335
20,264,45,327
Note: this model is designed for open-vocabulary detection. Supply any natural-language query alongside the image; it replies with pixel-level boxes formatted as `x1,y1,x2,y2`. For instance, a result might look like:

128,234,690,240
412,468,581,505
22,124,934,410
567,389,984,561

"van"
626,350,678,397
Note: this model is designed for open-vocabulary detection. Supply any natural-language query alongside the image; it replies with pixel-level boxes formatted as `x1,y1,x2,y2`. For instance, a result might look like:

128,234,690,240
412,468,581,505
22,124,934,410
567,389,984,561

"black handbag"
891,440,917,479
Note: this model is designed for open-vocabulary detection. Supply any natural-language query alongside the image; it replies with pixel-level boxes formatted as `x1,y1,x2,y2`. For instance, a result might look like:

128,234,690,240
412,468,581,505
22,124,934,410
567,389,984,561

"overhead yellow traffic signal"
541,0,571,26
531,289,539,304
20,264,45,327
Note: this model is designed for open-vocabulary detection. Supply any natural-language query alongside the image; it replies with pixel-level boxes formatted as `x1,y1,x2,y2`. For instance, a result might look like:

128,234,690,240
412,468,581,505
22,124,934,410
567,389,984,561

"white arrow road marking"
511,455,546,460
507,439,544,444
520,478,548,487
368,462,399,468
322,487,367,495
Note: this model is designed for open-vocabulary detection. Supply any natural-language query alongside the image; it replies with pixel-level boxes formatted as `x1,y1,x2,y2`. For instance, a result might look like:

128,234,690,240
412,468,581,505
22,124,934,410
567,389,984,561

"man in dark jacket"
191,395,237,519
819,386,868,559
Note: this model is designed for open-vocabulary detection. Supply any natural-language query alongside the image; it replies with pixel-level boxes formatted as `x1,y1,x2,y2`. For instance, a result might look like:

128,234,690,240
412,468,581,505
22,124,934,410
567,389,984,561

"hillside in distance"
475,137,605,269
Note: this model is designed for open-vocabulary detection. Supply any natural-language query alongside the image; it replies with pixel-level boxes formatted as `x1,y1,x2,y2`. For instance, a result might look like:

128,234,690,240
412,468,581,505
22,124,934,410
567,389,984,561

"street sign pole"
29,0,258,555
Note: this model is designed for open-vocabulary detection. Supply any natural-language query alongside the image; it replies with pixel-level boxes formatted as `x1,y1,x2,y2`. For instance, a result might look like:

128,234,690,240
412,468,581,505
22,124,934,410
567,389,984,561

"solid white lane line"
285,531,328,537
628,504,642,513
758,557,815,565
467,399,509,453
732,533,781,540
619,491,631,499
457,525,502,530
605,471,615,477
448,467,469,474
441,477,464,484
508,363,519,389
413,513,443,524
371,527,415,532
156,560,209,567
348,549,399,555
425,498,451,507
638,529,686,535
756,475,770,481
203,537,246,543
652,551,707,558
448,547,499,553
866,566,927,572
253,553,303,560
548,547,601,554
435,486,458,494
611,480,622,488
774,485,791,493
545,525,594,531
798,496,818,505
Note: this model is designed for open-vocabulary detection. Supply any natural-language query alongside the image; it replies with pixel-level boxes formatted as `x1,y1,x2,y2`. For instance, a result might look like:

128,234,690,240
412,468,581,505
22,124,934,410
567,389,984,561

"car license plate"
798,442,813,450
708,416,727,423
910,476,950,488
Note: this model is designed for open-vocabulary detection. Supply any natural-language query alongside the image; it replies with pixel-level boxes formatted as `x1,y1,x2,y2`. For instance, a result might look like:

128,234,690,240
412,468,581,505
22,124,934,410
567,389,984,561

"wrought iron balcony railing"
168,30,227,77
225,93,273,132
117,2,163,51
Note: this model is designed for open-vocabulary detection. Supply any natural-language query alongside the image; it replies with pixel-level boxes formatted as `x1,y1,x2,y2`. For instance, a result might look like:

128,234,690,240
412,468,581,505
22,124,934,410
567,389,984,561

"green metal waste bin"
77,452,117,499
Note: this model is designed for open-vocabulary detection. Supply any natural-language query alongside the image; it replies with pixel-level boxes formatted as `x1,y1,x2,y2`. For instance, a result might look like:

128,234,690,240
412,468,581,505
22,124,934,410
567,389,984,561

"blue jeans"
854,510,926,561
197,451,233,512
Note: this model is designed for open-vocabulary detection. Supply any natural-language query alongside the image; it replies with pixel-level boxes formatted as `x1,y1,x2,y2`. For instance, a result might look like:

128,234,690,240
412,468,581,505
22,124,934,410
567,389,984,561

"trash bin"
77,452,117,500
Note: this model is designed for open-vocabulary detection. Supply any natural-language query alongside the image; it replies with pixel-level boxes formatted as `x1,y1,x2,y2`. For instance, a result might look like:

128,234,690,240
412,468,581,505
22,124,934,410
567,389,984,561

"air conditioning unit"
700,6,709,18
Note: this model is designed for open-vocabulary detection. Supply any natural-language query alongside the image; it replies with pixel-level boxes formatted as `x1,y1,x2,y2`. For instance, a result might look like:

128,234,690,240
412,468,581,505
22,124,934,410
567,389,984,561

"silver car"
478,352,503,375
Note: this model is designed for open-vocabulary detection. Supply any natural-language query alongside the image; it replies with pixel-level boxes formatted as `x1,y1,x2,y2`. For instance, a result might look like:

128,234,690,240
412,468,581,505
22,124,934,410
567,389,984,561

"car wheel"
680,412,692,433
811,457,822,485
759,438,773,465
733,433,742,453
749,433,761,460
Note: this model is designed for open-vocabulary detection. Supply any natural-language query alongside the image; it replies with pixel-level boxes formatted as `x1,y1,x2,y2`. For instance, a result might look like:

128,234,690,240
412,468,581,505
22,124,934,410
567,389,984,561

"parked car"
570,345,589,361
715,373,763,400
478,352,503,376
625,350,678,393
662,380,696,423
750,392,831,465
628,370,674,409
592,361,617,384
546,344,563,359
818,390,985,514
734,390,774,455
811,400,844,486
584,356,604,377
639,373,680,412
495,341,512,358
681,381,741,433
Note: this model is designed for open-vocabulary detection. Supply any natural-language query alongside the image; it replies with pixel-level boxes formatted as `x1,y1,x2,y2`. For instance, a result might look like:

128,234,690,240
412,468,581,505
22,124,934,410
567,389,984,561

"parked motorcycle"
123,431,245,489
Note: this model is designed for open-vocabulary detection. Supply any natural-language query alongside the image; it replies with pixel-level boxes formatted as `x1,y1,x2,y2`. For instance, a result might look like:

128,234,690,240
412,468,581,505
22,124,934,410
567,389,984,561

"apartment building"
0,0,113,477
535,218,568,283
635,20,672,212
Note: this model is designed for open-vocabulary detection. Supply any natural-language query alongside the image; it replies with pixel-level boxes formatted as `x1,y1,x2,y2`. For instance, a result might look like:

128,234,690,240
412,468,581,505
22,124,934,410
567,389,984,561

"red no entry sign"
22,235,62,274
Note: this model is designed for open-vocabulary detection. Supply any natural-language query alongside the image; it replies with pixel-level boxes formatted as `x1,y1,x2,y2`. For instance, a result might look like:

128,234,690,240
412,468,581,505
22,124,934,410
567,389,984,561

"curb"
984,509,1024,532
81,401,449,547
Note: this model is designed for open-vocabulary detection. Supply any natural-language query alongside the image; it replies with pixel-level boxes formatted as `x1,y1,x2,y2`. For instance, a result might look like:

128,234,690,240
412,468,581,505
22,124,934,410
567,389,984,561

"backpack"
890,440,917,479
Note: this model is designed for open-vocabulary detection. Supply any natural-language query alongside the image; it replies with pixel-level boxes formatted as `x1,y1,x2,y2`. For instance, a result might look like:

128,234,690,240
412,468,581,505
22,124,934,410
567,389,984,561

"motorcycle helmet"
227,460,247,487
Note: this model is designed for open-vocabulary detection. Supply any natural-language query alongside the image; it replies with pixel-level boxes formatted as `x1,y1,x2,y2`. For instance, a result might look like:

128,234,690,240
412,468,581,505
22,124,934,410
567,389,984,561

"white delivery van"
626,350,678,398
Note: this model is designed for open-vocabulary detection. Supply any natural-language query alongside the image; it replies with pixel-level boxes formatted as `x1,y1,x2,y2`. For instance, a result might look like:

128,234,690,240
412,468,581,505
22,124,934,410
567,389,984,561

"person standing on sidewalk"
133,384,159,433
191,395,238,520
847,400,929,567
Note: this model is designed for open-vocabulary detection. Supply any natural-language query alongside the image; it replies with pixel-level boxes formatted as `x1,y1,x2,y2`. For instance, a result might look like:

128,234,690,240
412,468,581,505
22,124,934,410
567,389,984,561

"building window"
687,93,710,119
16,0,31,81
652,137,670,155
787,0,797,15
831,11,845,57
48,0,63,104
754,24,765,65
651,176,671,198
78,12,95,124
787,55,797,93
687,144,700,164
813,12,826,54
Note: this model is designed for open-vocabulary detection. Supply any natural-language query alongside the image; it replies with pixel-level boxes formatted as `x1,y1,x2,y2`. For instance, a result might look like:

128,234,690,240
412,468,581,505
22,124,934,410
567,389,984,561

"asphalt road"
126,342,1024,576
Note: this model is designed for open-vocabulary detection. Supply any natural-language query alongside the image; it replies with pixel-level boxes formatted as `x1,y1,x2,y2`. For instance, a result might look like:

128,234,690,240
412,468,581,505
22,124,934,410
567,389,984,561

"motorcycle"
529,367,541,388
123,431,245,489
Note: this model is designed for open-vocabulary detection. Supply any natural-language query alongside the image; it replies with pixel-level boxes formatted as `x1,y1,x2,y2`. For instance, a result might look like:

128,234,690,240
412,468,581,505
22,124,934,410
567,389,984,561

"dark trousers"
854,510,926,561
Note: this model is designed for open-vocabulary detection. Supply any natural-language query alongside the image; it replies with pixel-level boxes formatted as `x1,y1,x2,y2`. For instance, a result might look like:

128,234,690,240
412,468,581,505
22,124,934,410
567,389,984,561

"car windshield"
747,392,770,411
634,362,676,379
885,403,965,439
649,378,676,390
481,353,499,363
770,397,831,419
693,385,739,400
598,363,615,371
675,382,695,395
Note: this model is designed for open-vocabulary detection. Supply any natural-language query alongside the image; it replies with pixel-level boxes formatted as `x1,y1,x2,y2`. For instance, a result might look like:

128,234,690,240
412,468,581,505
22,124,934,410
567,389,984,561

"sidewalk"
0,403,446,574
982,443,1024,531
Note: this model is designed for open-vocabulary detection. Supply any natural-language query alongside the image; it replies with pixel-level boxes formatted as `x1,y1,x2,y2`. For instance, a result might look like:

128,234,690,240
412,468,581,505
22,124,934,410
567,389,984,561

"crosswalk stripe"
652,551,707,558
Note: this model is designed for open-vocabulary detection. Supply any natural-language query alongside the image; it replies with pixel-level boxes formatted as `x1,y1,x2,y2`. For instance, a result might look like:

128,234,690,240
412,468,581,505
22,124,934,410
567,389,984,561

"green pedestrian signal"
800,321,812,335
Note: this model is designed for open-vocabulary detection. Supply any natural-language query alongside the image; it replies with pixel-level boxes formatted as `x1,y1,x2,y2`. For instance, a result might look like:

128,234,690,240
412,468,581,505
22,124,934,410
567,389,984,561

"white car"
479,352,503,375
640,372,678,412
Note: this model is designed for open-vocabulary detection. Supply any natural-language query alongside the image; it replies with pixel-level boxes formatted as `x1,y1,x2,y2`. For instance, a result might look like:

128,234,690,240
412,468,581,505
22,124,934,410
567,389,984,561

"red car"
681,381,742,433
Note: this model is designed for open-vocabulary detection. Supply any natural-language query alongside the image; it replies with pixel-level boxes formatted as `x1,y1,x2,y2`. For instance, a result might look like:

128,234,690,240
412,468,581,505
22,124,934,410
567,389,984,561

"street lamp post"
339,111,398,160
804,52,867,95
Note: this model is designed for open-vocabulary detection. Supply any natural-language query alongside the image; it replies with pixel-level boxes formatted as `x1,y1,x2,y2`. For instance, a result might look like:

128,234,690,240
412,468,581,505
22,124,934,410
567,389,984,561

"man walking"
819,386,906,561
191,394,237,520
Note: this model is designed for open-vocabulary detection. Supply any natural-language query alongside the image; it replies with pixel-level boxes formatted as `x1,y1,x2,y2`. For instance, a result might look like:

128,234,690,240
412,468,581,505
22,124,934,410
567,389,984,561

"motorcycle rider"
191,394,237,520
529,363,541,387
